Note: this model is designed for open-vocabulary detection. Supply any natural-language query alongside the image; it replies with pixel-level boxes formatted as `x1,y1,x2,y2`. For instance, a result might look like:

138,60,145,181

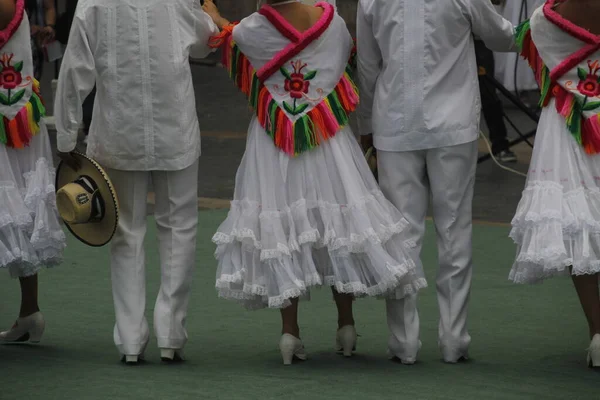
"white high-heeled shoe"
587,334,600,368
0,312,45,343
336,325,357,357
279,334,307,365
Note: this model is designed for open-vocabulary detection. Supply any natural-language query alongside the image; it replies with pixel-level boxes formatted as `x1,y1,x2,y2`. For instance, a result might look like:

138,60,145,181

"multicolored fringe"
210,27,359,156
0,81,46,149
515,20,600,154
515,20,552,107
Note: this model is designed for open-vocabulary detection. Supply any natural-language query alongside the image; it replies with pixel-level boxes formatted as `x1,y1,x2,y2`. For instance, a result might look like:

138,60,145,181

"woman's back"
555,0,600,35
270,2,324,33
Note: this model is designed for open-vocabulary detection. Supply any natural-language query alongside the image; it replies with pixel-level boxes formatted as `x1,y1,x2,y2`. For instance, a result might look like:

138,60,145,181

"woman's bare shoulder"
0,0,16,31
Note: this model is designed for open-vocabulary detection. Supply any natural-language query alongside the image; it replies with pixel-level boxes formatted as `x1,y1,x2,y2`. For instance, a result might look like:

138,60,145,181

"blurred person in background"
25,0,56,80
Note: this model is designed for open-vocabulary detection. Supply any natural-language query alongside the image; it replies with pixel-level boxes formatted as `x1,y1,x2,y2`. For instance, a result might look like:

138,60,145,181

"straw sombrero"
55,152,119,247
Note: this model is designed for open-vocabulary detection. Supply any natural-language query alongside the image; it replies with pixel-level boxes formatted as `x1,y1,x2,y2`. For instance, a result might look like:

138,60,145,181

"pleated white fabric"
0,124,66,278
511,101,600,283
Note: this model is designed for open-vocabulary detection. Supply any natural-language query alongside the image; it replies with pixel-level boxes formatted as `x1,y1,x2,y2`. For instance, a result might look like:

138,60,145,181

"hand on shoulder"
202,0,230,30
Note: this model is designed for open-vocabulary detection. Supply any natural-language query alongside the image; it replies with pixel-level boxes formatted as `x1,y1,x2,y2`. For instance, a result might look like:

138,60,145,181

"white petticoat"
510,100,600,283
0,124,66,278
213,119,427,309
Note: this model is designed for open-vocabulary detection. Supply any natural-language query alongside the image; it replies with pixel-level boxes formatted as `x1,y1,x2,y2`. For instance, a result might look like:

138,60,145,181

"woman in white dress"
511,0,600,367
0,0,66,343
203,0,425,364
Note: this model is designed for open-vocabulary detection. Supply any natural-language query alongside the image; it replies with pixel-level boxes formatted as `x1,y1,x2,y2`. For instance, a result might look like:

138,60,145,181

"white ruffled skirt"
213,119,427,309
510,100,600,283
0,124,66,278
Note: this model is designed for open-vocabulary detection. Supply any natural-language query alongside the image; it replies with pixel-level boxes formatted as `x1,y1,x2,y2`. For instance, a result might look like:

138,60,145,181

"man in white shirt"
55,0,219,364
357,0,514,364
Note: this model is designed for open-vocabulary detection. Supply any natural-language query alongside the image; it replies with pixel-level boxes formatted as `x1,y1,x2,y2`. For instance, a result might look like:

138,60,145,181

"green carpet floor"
0,211,598,400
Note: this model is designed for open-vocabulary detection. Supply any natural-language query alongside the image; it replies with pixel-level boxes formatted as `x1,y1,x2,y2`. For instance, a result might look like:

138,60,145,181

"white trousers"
378,141,477,362
106,161,199,356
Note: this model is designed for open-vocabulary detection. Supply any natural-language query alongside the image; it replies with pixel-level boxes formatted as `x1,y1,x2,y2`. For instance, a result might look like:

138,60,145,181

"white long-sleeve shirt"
55,0,219,171
356,0,516,151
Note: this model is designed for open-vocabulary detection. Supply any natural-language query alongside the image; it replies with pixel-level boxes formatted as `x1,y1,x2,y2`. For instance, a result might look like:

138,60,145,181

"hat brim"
55,152,119,247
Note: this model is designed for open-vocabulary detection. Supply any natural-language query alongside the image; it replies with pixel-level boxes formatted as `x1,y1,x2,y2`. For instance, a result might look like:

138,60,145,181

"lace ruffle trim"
216,261,426,309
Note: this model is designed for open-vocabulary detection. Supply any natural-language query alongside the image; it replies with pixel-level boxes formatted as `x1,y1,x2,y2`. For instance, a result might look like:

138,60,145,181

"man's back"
357,0,514,152
55,0,219,171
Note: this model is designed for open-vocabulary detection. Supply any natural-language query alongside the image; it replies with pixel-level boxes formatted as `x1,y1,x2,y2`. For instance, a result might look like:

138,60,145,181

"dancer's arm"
55,10,95,167
0,0,16,30
462,0,515,52
39,0,56,42
189,0,221,59
202,0,230,30
356,0,381,149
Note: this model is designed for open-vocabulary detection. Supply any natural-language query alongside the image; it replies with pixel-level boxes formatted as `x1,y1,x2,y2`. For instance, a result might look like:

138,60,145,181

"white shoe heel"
28,318,45,343
587,334,600,368
0,312,45,343
279,334,306,365
161,348,185,363
336,325,357,357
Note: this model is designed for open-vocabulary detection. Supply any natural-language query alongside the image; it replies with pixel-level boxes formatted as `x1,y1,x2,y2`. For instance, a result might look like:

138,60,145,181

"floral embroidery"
280,60,317,115
577,60,600,111
0,53,28,106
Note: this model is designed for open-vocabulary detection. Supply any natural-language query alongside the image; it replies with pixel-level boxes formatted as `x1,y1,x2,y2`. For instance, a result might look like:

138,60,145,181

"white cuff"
57,131,78,153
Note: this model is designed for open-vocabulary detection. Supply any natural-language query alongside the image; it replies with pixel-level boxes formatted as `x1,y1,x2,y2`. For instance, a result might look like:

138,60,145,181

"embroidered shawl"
517,0,600,154
0,0,45,149
209,2,358,157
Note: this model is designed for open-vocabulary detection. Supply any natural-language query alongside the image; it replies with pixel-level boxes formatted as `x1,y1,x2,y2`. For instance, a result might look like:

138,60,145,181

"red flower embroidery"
0,54,23,90
0,67,22,90
283,60,311,99
577,60,600,98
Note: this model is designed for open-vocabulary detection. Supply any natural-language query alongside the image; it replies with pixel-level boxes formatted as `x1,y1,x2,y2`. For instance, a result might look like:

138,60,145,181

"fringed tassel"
552,84,600,154
0,90,46,149
515,20,553,107
261,71,359,156
582,114,600,154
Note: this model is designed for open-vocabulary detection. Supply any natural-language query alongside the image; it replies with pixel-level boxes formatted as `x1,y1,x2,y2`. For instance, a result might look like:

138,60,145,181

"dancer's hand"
40,25,56,43
30,25,42,36
57,151,81,171
202,0,229,29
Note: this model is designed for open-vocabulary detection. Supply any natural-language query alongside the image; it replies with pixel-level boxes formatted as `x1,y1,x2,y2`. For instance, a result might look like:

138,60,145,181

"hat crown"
56,182,94,224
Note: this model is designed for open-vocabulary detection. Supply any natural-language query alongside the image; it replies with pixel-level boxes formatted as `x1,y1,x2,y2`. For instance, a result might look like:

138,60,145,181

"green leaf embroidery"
578,67,588,82
8,89,25,105
0,64,3,73
304,70,317,81
282,101,309,116
282,101,295,114
14,61,23,73
0,92,9,106
583,101,600,111
280,67,292,81
294,103,309,115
